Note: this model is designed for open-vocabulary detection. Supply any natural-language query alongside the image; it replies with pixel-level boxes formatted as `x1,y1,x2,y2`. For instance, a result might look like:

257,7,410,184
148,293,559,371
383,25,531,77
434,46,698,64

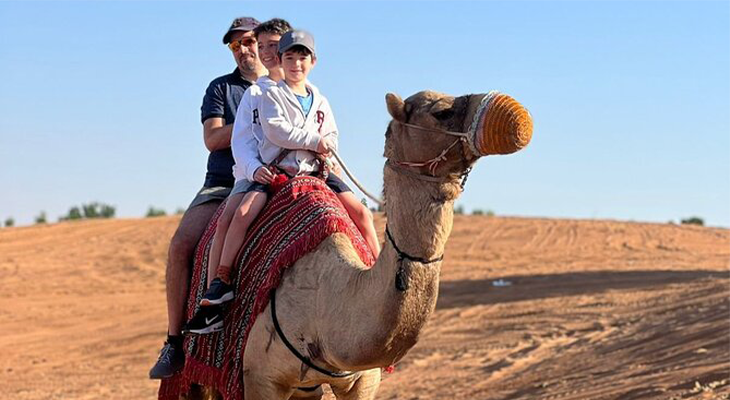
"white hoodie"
259,80,338,177
231,76,278,183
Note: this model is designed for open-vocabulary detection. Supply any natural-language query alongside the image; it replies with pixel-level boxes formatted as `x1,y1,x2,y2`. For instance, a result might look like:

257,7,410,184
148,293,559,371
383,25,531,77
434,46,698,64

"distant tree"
35,211,47,224
82,203,99,219
146,206,167,218
454,205,465,215
100,204,115,218
681,216,704,226
175,208,186,215
472,209,495,216
3,217,13,227
60,202,115,221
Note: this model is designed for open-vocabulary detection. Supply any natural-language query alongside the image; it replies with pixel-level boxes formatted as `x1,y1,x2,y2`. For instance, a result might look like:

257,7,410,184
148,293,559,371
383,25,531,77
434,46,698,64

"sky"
0,1,728,227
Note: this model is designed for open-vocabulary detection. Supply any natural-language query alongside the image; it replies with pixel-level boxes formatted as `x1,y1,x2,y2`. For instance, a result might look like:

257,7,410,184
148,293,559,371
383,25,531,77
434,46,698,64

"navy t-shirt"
200,68,253,188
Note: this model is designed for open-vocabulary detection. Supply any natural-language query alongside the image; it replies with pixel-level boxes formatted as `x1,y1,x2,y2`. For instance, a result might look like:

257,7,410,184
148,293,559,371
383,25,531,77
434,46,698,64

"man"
149,16,266,379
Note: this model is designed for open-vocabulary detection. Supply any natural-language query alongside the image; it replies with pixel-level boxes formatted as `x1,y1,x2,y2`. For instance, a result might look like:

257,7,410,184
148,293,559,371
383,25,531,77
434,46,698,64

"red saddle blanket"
159,176,375,400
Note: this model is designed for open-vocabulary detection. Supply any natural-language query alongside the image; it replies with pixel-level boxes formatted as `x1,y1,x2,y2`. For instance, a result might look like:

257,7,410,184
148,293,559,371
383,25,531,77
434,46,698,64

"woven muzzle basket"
471,92,533,156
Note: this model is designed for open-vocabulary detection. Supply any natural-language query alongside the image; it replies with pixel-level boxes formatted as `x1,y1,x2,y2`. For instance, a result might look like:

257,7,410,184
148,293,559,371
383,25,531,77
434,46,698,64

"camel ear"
386,93,406,122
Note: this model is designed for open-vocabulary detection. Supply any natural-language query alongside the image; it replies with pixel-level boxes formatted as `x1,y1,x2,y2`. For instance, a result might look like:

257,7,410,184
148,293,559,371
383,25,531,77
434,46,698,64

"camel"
189,89,532,400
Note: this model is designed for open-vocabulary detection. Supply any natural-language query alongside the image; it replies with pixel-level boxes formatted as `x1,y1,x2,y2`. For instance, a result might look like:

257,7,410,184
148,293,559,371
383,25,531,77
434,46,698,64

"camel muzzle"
467,91,533,157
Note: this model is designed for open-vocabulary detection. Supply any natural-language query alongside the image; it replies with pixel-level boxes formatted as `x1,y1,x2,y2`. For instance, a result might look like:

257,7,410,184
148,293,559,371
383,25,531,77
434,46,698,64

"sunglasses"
228,38,257,52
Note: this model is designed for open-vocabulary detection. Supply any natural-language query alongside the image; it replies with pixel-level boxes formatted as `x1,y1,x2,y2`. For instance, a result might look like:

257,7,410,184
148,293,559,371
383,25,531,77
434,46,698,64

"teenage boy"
182,18,293,335
148,16,264,379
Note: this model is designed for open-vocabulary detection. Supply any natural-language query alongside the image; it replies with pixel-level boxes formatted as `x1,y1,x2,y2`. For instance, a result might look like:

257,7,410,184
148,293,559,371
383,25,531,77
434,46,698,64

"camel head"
384,90,533,199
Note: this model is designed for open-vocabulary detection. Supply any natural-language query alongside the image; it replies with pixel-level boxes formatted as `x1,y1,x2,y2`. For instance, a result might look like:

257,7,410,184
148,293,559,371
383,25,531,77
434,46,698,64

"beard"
237,53,258,74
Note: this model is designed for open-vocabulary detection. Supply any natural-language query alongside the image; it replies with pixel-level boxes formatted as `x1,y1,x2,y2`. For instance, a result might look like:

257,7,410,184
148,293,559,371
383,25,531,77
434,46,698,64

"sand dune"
0,215,728,399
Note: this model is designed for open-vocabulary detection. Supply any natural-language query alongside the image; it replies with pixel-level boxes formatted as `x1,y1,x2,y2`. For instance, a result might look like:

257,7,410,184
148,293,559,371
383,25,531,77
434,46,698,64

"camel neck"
321,165,457,370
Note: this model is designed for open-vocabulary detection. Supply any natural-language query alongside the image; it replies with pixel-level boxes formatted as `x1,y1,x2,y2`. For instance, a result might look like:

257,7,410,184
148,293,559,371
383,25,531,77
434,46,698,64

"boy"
259,29,381,259
182,18,292,335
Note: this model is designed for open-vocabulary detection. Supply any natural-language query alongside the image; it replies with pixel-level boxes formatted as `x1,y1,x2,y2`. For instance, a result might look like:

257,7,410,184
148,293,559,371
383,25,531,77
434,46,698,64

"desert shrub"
35,211,47,224
454,205,465,215
146,206,167,218
680,216,704,226
64,207,83,221
3,217,13,227
175,208,186,215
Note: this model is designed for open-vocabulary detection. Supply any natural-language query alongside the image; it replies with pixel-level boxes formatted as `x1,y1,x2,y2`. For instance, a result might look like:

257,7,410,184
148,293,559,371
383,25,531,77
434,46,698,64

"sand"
0,215,728,399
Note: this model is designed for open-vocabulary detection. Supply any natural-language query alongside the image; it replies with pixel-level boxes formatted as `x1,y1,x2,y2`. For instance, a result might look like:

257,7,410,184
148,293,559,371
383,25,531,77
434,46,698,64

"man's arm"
203,118,233,152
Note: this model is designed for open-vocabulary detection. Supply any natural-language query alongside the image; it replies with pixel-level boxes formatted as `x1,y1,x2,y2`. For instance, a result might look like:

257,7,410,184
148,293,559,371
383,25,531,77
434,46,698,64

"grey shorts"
187,186,232,210
230,180,268,196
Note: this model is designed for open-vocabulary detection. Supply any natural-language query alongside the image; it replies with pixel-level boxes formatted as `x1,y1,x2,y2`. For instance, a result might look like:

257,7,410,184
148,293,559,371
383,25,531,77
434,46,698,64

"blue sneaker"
149,341,184,379
200,278,234,306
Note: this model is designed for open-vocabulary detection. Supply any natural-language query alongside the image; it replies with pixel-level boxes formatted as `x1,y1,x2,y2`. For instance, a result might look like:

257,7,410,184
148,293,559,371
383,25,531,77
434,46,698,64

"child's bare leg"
216,191,268,283
336,192,381,258
207,193,244,287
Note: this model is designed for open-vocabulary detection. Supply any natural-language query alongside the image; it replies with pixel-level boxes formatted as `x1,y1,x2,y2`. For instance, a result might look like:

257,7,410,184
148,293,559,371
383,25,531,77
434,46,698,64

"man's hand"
316,137,335,155
253,166,275,184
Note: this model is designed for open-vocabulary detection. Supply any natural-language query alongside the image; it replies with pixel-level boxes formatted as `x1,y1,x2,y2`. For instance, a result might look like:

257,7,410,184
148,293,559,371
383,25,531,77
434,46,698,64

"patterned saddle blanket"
159,176,375,400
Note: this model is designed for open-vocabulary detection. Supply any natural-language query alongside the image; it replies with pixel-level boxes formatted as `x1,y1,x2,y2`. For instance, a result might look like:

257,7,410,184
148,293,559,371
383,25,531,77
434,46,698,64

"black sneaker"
149,341,185,379
200,278,234,306
182,305,224,335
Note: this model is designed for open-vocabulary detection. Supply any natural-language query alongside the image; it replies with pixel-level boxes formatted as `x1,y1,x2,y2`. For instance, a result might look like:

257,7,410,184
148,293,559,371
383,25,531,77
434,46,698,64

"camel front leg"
330,369,381,400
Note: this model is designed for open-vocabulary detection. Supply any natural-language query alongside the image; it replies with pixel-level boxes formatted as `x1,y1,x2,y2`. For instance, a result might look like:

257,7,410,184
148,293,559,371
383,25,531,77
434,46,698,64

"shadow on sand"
436,269,729,309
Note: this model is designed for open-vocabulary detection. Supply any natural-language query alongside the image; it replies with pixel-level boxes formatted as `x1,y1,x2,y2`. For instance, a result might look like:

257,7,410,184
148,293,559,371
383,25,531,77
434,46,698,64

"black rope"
385,226,444,265
270,290,355,378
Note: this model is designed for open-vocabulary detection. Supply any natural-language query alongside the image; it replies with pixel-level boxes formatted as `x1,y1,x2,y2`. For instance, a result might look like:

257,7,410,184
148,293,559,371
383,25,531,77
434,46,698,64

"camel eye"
432,108,454,121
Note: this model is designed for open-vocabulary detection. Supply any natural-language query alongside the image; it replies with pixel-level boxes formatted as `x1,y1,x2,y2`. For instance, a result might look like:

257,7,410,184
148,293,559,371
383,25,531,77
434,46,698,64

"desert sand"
0,214,728,399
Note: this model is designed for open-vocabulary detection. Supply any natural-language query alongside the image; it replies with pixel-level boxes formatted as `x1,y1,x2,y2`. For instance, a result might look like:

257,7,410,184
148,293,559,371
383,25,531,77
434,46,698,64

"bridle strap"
385,160,460,184
270,290,355,378
388,120,474,190
397,121,469,138
392,136,466,176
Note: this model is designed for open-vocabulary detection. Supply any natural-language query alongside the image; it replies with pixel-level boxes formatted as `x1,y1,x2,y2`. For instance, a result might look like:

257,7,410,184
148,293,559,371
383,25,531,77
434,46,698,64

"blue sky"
1,1,728,227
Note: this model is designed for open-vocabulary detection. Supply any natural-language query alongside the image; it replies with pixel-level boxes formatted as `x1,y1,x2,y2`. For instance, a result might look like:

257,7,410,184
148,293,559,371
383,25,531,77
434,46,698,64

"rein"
270,290,356,378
